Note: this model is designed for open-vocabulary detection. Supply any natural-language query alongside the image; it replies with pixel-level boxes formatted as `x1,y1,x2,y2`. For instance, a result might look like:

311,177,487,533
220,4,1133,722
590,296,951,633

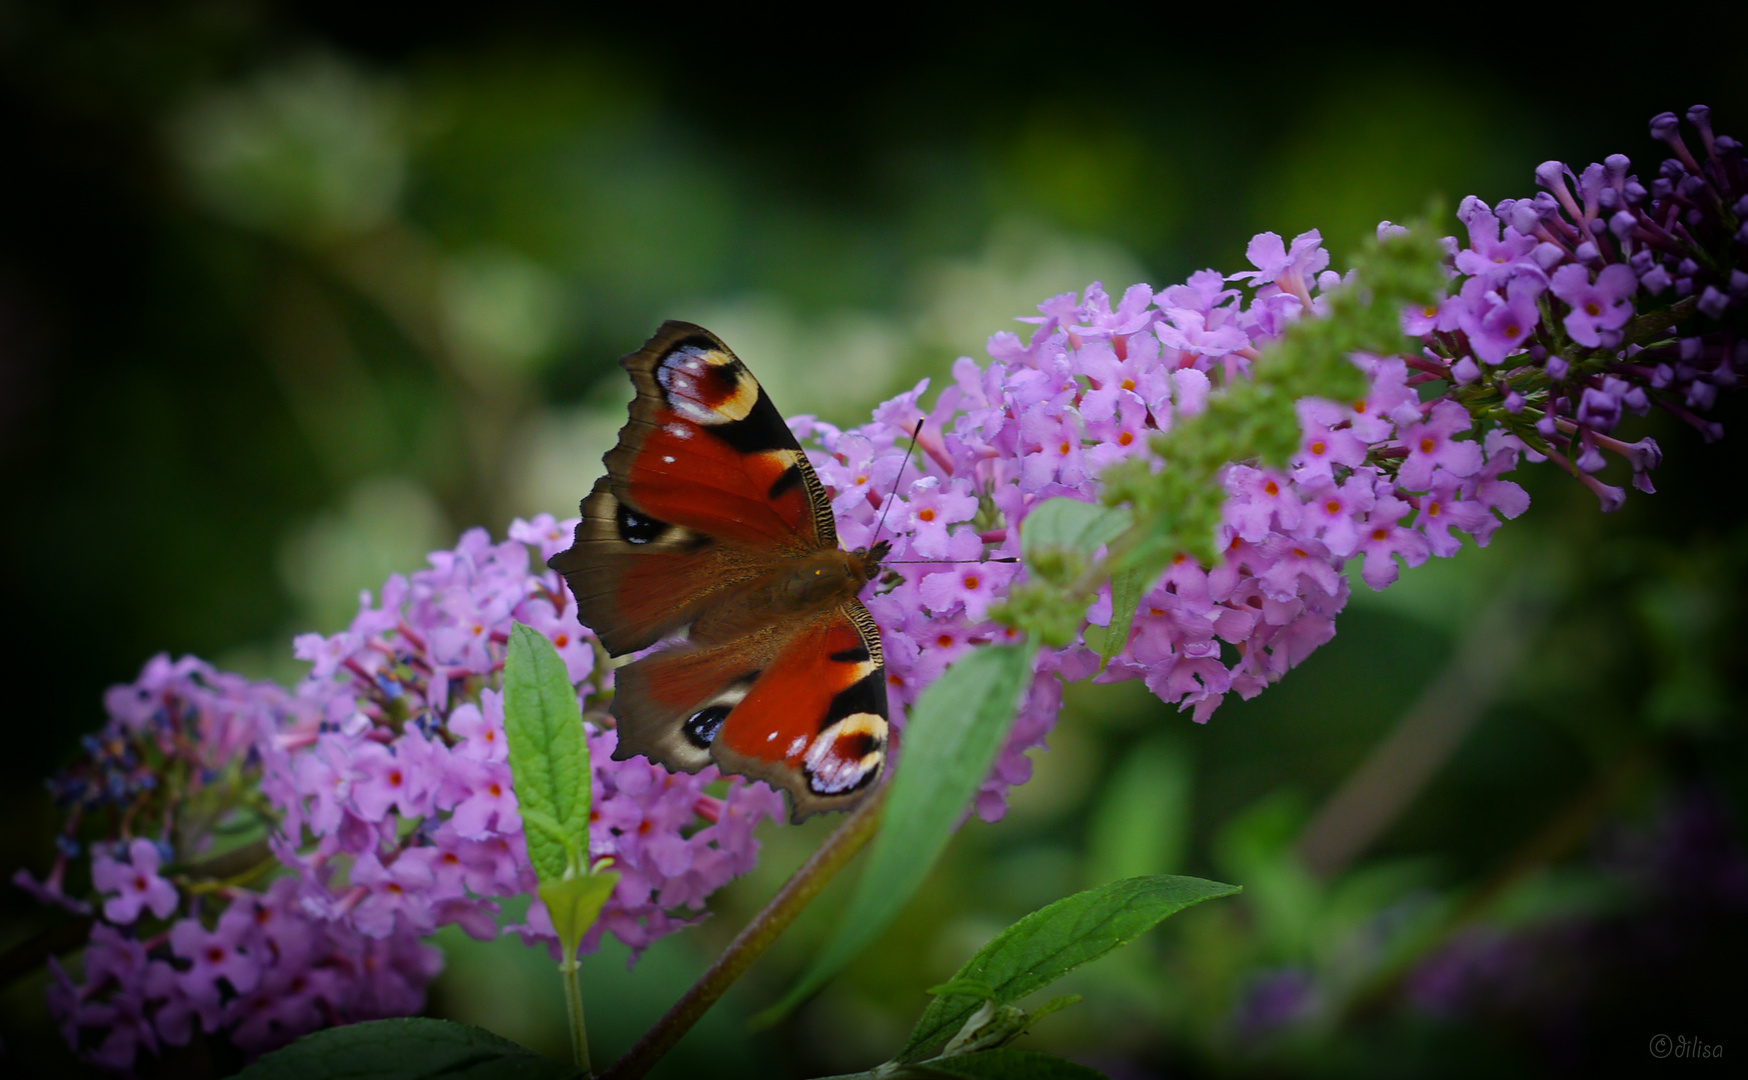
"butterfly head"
854,538,892,581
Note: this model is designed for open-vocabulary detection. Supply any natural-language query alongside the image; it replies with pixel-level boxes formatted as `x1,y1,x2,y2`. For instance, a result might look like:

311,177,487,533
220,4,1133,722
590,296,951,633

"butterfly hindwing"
710,600,888,821
610,599,888,822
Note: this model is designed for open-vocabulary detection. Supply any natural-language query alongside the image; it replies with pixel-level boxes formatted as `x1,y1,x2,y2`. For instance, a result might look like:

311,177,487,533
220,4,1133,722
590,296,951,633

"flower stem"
561,955,591,1075
598,788,887,1080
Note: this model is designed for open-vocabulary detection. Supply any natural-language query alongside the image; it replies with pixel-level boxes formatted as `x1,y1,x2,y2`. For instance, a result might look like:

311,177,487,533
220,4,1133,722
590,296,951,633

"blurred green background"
3,4,1747,1077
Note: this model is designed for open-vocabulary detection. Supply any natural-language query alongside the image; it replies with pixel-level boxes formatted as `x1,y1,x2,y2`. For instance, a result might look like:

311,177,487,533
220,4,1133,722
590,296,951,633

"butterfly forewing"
606,322,836,549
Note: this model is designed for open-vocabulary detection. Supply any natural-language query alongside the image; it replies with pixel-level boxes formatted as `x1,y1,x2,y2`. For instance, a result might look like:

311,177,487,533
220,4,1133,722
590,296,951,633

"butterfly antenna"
869,419,924,549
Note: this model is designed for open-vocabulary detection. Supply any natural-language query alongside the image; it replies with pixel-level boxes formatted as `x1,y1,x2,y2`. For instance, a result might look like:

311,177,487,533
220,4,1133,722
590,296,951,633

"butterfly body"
550,322,890,821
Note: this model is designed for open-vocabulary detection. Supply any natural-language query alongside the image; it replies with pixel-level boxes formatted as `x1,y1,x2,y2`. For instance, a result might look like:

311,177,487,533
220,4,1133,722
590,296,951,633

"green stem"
598,788,887,1080
561,955,591,1075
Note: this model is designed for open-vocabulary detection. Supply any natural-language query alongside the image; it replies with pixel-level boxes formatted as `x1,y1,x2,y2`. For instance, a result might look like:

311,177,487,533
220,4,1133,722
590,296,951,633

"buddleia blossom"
807,266,1522,817
22,104,1743,1070
19,520,783,1071
808,109,1742,819
1404,104,1745,506
266,518,784,962
23,655,442,1069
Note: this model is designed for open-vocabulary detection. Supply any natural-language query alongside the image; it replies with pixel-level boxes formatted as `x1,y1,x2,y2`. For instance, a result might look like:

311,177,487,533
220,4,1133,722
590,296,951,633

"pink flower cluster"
803,109,1744,815
801,231,1531,820
1402,105,1743,508
268,520,785,960
49,878,440,1069
30,656,440,1068
23,522,784,1071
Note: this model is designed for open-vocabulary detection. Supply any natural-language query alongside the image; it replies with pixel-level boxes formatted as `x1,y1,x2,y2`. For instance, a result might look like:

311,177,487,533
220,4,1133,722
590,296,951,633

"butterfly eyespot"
804,713,887,796
683,705,732,749
615,502,668,545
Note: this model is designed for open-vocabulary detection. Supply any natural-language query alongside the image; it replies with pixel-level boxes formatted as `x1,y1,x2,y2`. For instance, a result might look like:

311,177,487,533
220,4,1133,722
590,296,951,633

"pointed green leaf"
925,978,997,1001
231,1017,578,1079
900,875,1239,1060
1020,499,1131,564
1097,566,1144,670
503,622,591,885
540,871,620,962
757,644,1038,1024
898,1048,1109,1080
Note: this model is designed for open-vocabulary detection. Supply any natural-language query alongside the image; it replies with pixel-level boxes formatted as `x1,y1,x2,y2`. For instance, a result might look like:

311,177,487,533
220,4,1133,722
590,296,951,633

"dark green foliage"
901,876,1239,1060
232,1018,577,1080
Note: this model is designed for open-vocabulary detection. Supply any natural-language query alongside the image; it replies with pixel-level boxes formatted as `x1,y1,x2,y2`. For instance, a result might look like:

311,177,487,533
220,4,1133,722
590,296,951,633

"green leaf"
231,1018,578,1080
540,870,620,965
1097,565,1144,670
898,1047,1109,1080
503,622,591,884
900,875,1239,1060
757,644,1038,1024
1084,740,1189,885
1021,499,1132,568
925,978,997,1001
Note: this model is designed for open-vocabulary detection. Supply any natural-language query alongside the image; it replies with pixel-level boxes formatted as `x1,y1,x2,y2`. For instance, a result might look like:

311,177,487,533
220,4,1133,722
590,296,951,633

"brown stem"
1620,294,1699,348
1295,585,1543,878
597,787,887,1080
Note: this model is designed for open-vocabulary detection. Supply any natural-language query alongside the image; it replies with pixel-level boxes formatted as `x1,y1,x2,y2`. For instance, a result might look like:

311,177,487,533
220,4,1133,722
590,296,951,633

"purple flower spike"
1687,105,1715,150
31,106,1748,1071
1699,285,1730,319
1398,401,1483,490
91,839,179,925
1551,263,1637,346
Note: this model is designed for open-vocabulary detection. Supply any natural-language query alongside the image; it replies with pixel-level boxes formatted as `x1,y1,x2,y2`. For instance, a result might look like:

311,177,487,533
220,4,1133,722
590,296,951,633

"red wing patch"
711,601,888,821
607,322,837,550
624,416,813,546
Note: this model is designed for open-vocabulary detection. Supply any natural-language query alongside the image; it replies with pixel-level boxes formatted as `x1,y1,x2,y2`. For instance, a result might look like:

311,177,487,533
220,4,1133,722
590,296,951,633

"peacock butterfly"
549,321,890,821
